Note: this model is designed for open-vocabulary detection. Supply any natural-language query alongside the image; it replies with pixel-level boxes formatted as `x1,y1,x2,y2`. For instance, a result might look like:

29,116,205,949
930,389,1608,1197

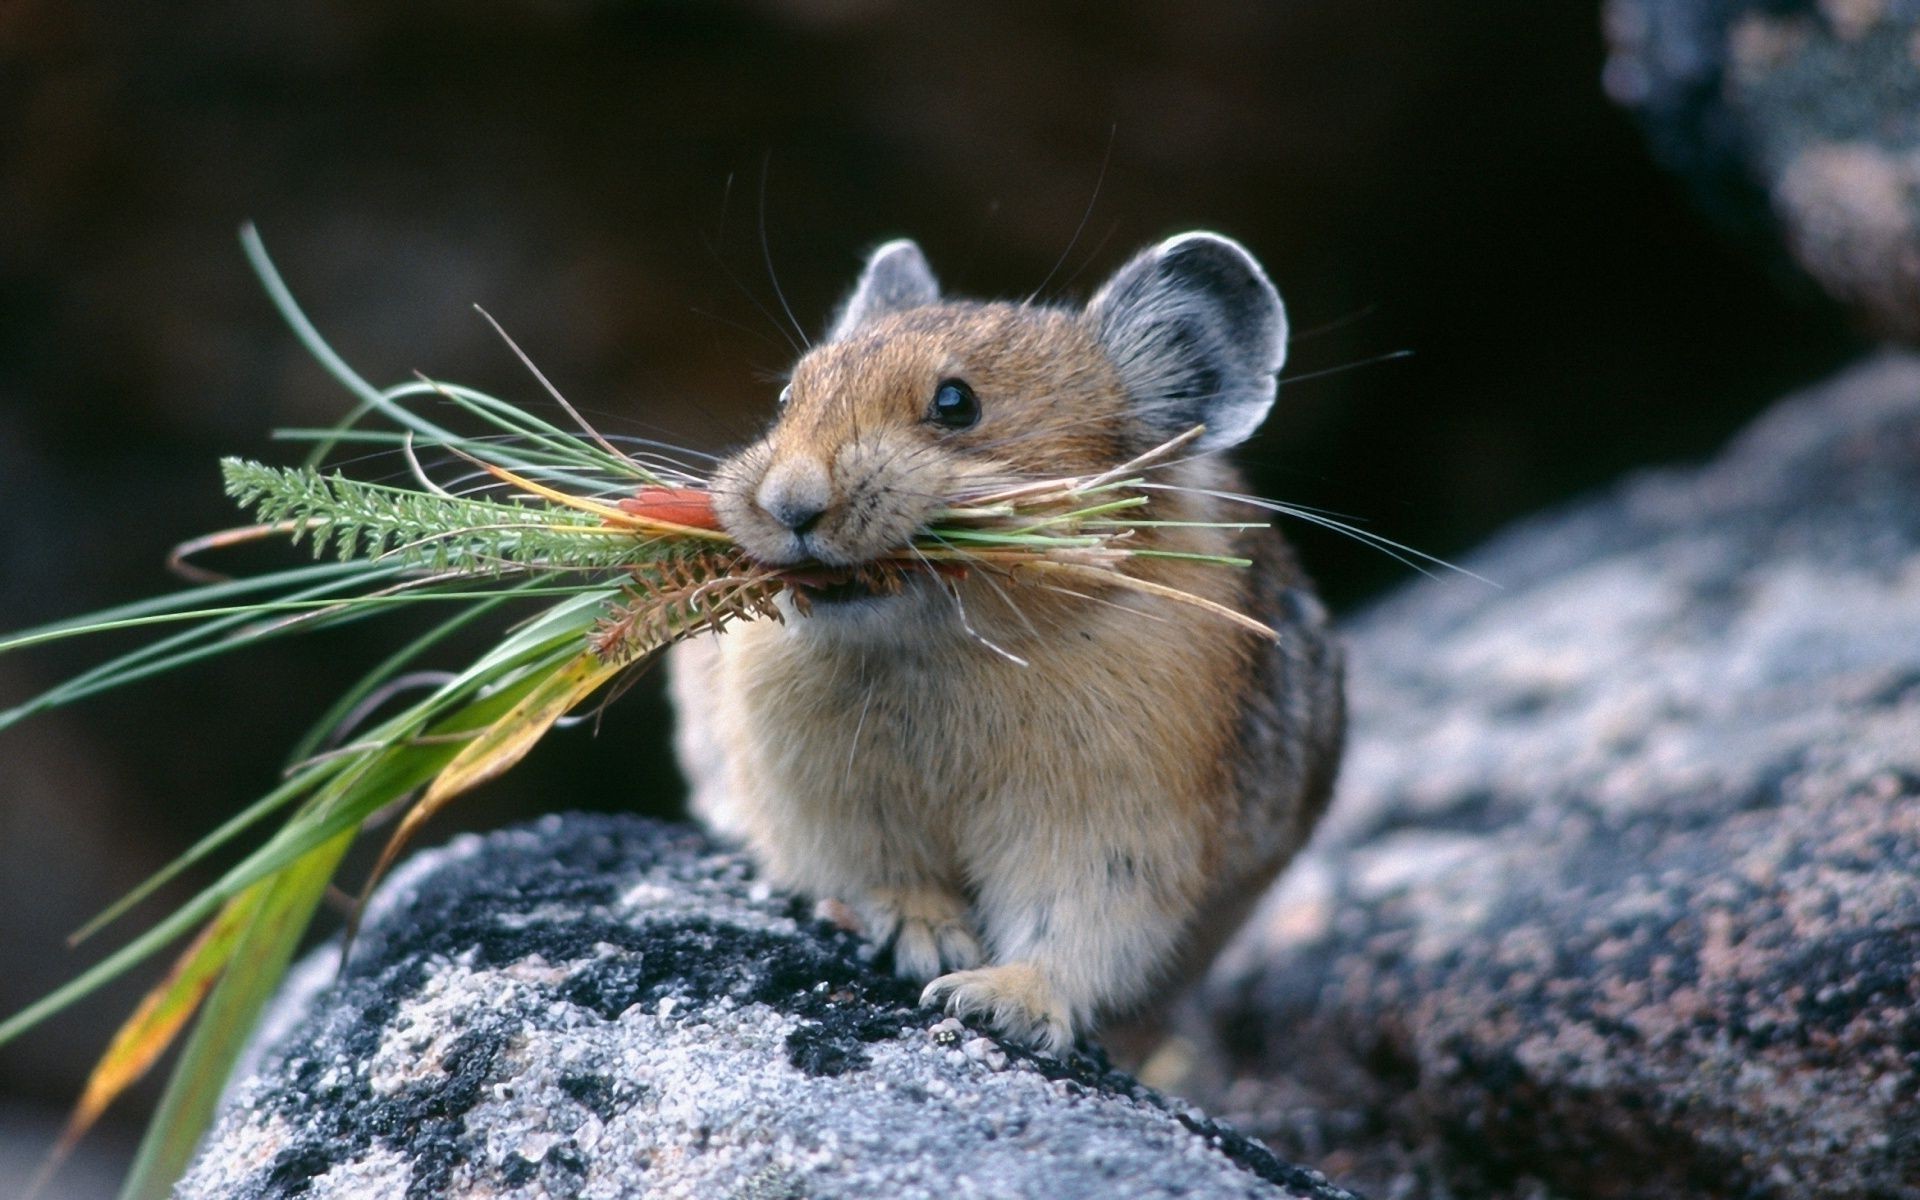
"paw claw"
922,963,1074,1054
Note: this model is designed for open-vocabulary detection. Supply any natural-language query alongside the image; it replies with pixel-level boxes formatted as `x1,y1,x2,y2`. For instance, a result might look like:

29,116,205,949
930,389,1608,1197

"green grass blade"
79,593,605,943
0,597,453,653
396,380,646,486
116,828,354,1200
0,596,603,1050
242,228,638,492
0,563,406,732
66,756,357,948
242,225,392,420
0,752,342,1051
104,599,610,1194
284,587,526,765
0,560,383,651
0,663,546,1050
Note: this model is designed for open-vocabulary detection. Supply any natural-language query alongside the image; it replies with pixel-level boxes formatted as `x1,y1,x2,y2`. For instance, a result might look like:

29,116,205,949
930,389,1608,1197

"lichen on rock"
179,816,1354,1200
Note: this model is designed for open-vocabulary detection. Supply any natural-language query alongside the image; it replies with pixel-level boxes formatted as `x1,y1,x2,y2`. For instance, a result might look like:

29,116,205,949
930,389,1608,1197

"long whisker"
845,661,876,786
758,152,811,351
598,436,724,463
687,303,794,353
1288,303,1382,343
1031,580,1178,628
969,564,1045,643
943,574,1029,667
1026,124,1116,305
699,229,803,358
1138,483,1492,585
1279,348,1413,386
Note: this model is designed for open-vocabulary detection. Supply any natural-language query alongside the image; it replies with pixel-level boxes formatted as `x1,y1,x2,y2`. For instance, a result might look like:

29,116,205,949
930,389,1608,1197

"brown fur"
671,280,1344,1056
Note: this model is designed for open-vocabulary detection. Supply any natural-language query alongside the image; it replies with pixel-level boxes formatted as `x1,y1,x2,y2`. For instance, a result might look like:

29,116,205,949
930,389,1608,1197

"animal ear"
829,239,940,340
1085,232,1287,452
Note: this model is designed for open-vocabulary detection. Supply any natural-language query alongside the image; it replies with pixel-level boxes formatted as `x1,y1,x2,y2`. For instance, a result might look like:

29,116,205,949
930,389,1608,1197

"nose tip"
756,461,832,537
767,497,827,534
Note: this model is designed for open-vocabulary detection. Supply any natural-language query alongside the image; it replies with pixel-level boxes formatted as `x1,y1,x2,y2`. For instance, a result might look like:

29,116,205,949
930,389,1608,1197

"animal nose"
767,497,826,534
756,461,831,535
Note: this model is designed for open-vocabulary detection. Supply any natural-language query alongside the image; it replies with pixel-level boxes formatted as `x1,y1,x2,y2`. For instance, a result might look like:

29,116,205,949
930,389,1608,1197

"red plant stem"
617,487,722,531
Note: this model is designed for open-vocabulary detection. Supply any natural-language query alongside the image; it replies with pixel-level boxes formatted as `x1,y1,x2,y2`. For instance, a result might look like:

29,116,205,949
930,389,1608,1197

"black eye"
928,379,980,430
777,384,793,406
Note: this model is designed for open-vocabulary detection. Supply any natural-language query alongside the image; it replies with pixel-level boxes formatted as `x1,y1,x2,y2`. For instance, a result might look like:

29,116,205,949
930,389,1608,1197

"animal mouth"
790,572,876,605
774,559,964,611
777,565,898,608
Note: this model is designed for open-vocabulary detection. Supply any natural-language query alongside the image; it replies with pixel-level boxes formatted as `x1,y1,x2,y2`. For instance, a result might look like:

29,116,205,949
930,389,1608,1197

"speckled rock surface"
177,815,1356,1200
1203,353,1920,1199
1604,0,1920,341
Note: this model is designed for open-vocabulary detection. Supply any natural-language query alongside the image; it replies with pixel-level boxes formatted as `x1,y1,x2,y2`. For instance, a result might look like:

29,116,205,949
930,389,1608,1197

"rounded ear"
1084,232,1287,452
828,239,940,340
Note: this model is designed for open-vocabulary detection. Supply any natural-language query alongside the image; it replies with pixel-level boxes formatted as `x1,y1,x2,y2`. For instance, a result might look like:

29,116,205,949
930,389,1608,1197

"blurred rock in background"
1606,0,1920,341
1202,353,1920,1199
0,1,1890,1193
1195,7,1920,1194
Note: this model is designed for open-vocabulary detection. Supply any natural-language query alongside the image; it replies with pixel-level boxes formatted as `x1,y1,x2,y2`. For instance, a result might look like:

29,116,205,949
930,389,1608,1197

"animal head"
711,231,1287,572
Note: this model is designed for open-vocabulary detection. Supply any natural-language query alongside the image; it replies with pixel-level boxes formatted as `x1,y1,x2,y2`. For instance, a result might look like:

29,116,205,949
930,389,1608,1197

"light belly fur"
671,588,1249,1016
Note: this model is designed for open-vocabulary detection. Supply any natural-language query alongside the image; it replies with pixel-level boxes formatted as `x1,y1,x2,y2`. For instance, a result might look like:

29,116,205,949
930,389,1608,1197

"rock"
1604,0,1920,342
1203,354,1920,1199
178,816,1356,1200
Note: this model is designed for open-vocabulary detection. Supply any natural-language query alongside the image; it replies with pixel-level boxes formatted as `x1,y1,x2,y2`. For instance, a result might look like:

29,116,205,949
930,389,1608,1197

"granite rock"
177,815,1356,1200
1204,353,1920,1198
1605,0,1920,341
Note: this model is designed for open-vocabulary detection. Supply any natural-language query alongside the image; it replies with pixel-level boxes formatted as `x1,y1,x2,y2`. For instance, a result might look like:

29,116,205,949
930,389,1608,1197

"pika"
670,232,1344,1053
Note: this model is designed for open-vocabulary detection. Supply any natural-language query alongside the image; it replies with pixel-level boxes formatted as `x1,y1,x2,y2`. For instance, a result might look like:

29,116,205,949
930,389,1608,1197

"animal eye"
777,384,793,406
928,379,980,430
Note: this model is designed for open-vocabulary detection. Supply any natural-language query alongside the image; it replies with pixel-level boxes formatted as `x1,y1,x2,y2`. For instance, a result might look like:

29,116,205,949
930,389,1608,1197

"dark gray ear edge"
1087,232,1288,452
828,238,941,340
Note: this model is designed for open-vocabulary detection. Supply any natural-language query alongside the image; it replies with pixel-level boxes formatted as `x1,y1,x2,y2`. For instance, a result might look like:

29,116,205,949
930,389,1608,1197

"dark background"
0,0,1861,1188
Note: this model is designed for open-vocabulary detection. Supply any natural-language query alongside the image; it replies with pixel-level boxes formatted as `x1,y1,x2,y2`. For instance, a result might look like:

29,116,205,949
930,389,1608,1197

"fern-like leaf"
220,459,660,575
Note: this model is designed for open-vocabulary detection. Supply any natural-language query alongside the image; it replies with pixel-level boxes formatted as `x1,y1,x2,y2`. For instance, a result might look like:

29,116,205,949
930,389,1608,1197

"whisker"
758,152,811,352
595,437,724,462
1049,219,1122,297
944,575,1029,667
1031,581,1177,628
1288,303,1381,343
970,564,1044,643
845,663,876,786
1280,348,1413,387
1138,483,1492,585
688,304,794,353
699,228,803,357
1026,124,1116,306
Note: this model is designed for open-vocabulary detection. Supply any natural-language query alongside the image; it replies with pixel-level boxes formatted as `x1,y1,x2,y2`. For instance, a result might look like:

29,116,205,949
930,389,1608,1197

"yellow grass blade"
117,828,355,1200
425,651,630,804
354,649,635,918
33,888,264,1194
458,455,729,542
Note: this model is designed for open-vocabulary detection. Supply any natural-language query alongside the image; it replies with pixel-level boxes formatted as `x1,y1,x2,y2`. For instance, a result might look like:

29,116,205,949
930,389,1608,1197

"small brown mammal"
671,232,1344,1053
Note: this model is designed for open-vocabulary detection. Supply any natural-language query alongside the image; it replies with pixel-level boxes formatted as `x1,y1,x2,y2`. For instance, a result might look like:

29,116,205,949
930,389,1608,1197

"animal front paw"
857,886,984,982
921,962,1075,1054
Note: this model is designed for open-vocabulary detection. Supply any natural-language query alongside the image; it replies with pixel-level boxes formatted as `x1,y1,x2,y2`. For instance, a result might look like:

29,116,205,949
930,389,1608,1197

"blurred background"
0,0,1869,1191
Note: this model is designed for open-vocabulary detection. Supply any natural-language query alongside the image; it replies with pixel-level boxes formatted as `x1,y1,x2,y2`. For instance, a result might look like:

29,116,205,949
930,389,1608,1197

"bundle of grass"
0,229,1286,1200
